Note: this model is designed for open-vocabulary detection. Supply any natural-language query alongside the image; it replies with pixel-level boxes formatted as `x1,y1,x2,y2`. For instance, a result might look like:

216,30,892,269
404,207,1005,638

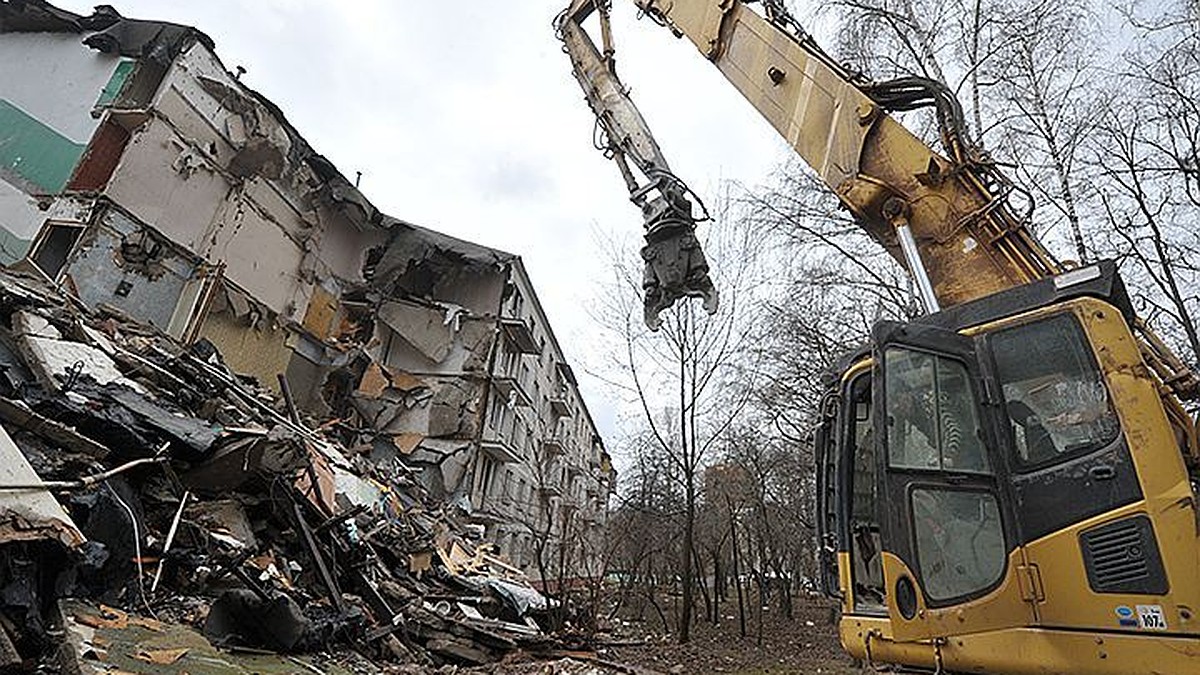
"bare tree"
1086,3,1200,365
589,196,768,642
983,0,1101,260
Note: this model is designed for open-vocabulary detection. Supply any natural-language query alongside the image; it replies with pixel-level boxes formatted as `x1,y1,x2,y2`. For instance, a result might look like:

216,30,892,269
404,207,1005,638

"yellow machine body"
821,294,1200,673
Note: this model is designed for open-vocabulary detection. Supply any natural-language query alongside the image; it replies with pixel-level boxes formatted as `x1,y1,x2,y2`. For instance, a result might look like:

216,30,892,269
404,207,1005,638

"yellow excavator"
556,1,1200,672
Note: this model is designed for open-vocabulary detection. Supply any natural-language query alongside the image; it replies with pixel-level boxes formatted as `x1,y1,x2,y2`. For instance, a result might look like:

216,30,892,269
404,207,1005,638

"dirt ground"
599,596,862,675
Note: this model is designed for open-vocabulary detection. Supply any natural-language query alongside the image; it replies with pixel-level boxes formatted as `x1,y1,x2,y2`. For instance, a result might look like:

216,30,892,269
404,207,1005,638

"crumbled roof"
1,0,214,59
0,0,81,32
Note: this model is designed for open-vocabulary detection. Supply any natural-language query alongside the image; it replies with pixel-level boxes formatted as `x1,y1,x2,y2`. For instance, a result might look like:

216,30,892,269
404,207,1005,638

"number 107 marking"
1136,605,1168,631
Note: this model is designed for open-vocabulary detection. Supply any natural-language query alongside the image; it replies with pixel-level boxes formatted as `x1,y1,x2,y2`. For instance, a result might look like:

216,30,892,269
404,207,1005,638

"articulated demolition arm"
557,0,718,330
559,0,1199,401
622,0,1063,309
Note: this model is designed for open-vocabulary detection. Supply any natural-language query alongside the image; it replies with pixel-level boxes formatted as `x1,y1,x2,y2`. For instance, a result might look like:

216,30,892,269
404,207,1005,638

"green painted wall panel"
0,99,86,194
95,59,136,108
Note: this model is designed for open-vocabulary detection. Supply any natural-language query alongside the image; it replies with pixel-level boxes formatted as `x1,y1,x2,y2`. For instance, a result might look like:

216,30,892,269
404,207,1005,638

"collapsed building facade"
0,0,612,589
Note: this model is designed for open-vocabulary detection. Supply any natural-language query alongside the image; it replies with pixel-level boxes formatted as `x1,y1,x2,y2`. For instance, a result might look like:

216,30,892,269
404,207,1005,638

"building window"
489,396,506,433
509,287,524,317
478,457,497,501
29,222,85,280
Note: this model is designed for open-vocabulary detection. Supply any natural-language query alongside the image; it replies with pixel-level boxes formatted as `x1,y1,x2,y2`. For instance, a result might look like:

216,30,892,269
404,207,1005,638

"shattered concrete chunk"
0,424,85,548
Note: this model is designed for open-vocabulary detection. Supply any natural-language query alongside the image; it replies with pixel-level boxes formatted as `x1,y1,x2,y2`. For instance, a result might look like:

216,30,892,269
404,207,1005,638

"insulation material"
196,307,291,392
302,284,339,340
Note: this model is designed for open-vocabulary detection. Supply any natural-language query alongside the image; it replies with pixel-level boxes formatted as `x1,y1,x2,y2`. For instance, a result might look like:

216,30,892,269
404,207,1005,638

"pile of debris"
0,268,562,671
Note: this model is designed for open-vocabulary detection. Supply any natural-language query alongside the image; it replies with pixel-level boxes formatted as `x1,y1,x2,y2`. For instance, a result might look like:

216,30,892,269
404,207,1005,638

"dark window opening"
29,223,84,280
847,374,885,612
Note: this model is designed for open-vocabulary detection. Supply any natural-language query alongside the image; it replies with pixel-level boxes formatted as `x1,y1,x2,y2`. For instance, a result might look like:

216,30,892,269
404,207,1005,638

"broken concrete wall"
373,225,511,317
0,32,127,261
355,270,506,507
377,301,495,373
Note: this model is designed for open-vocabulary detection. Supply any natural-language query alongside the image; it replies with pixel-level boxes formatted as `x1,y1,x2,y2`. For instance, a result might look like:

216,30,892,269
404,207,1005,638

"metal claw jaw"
640,223,720,331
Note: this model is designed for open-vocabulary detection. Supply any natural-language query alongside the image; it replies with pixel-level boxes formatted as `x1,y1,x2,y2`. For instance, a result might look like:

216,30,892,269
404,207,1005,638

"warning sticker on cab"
1135,604,1168,631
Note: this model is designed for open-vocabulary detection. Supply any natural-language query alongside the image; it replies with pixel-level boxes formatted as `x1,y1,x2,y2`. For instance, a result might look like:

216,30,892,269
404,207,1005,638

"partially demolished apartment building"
0,1,613,583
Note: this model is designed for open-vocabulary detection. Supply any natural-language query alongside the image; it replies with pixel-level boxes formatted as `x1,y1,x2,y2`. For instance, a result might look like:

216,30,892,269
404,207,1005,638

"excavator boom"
558,0,718,330
635,0,1059,307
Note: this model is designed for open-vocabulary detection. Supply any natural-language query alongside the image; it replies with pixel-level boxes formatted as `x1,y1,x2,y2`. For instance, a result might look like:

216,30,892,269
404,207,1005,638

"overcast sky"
56,0,792,442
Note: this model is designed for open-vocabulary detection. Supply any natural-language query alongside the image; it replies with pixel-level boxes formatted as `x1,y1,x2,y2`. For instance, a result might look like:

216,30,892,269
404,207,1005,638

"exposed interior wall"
103,43,315,323
197,294,292,390
62,206,192,331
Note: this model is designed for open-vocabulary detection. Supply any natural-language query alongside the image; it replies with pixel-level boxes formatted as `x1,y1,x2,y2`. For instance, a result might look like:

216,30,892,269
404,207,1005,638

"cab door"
873,321,1035,642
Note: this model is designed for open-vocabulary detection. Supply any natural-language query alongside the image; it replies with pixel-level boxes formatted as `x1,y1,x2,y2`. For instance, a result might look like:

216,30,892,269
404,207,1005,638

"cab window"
885,348,989,473
911,488,1004,601
989,314,1120,469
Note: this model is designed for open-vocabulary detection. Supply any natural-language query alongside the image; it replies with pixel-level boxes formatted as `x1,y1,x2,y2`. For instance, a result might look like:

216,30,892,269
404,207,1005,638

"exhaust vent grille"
1079,515,1167,595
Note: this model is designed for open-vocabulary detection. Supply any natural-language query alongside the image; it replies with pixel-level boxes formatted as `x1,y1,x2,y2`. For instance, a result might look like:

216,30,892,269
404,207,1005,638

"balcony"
556,362,578,386
480,438,521,464
541,436,564,455
492,375,533,408
500,317,539,355
548,395,571,418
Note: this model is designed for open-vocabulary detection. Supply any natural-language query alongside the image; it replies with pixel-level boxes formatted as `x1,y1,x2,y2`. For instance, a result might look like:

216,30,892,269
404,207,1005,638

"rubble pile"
0,269,562,671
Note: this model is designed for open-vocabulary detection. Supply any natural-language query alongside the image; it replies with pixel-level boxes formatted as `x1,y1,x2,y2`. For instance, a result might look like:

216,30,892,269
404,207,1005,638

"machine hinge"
1017,563,1045,603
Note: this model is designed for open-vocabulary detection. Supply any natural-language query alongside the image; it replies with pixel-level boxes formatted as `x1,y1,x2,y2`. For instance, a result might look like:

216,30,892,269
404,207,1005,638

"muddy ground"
598,596,862,675
65,595,860,674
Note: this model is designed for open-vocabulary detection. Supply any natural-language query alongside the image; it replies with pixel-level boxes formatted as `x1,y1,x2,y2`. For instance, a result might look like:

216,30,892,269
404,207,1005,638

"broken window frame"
27,220,86,281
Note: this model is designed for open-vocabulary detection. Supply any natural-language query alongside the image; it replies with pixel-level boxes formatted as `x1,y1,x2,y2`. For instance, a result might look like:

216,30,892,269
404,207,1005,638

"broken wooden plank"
425,638,492,665
0,396,110,458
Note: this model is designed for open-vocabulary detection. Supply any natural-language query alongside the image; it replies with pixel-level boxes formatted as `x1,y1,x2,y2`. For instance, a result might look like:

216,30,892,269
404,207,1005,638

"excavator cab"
817,262,1200,673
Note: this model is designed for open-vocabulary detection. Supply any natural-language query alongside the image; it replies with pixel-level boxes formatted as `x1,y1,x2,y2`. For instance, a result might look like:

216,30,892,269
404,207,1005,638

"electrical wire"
107,481,158,620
